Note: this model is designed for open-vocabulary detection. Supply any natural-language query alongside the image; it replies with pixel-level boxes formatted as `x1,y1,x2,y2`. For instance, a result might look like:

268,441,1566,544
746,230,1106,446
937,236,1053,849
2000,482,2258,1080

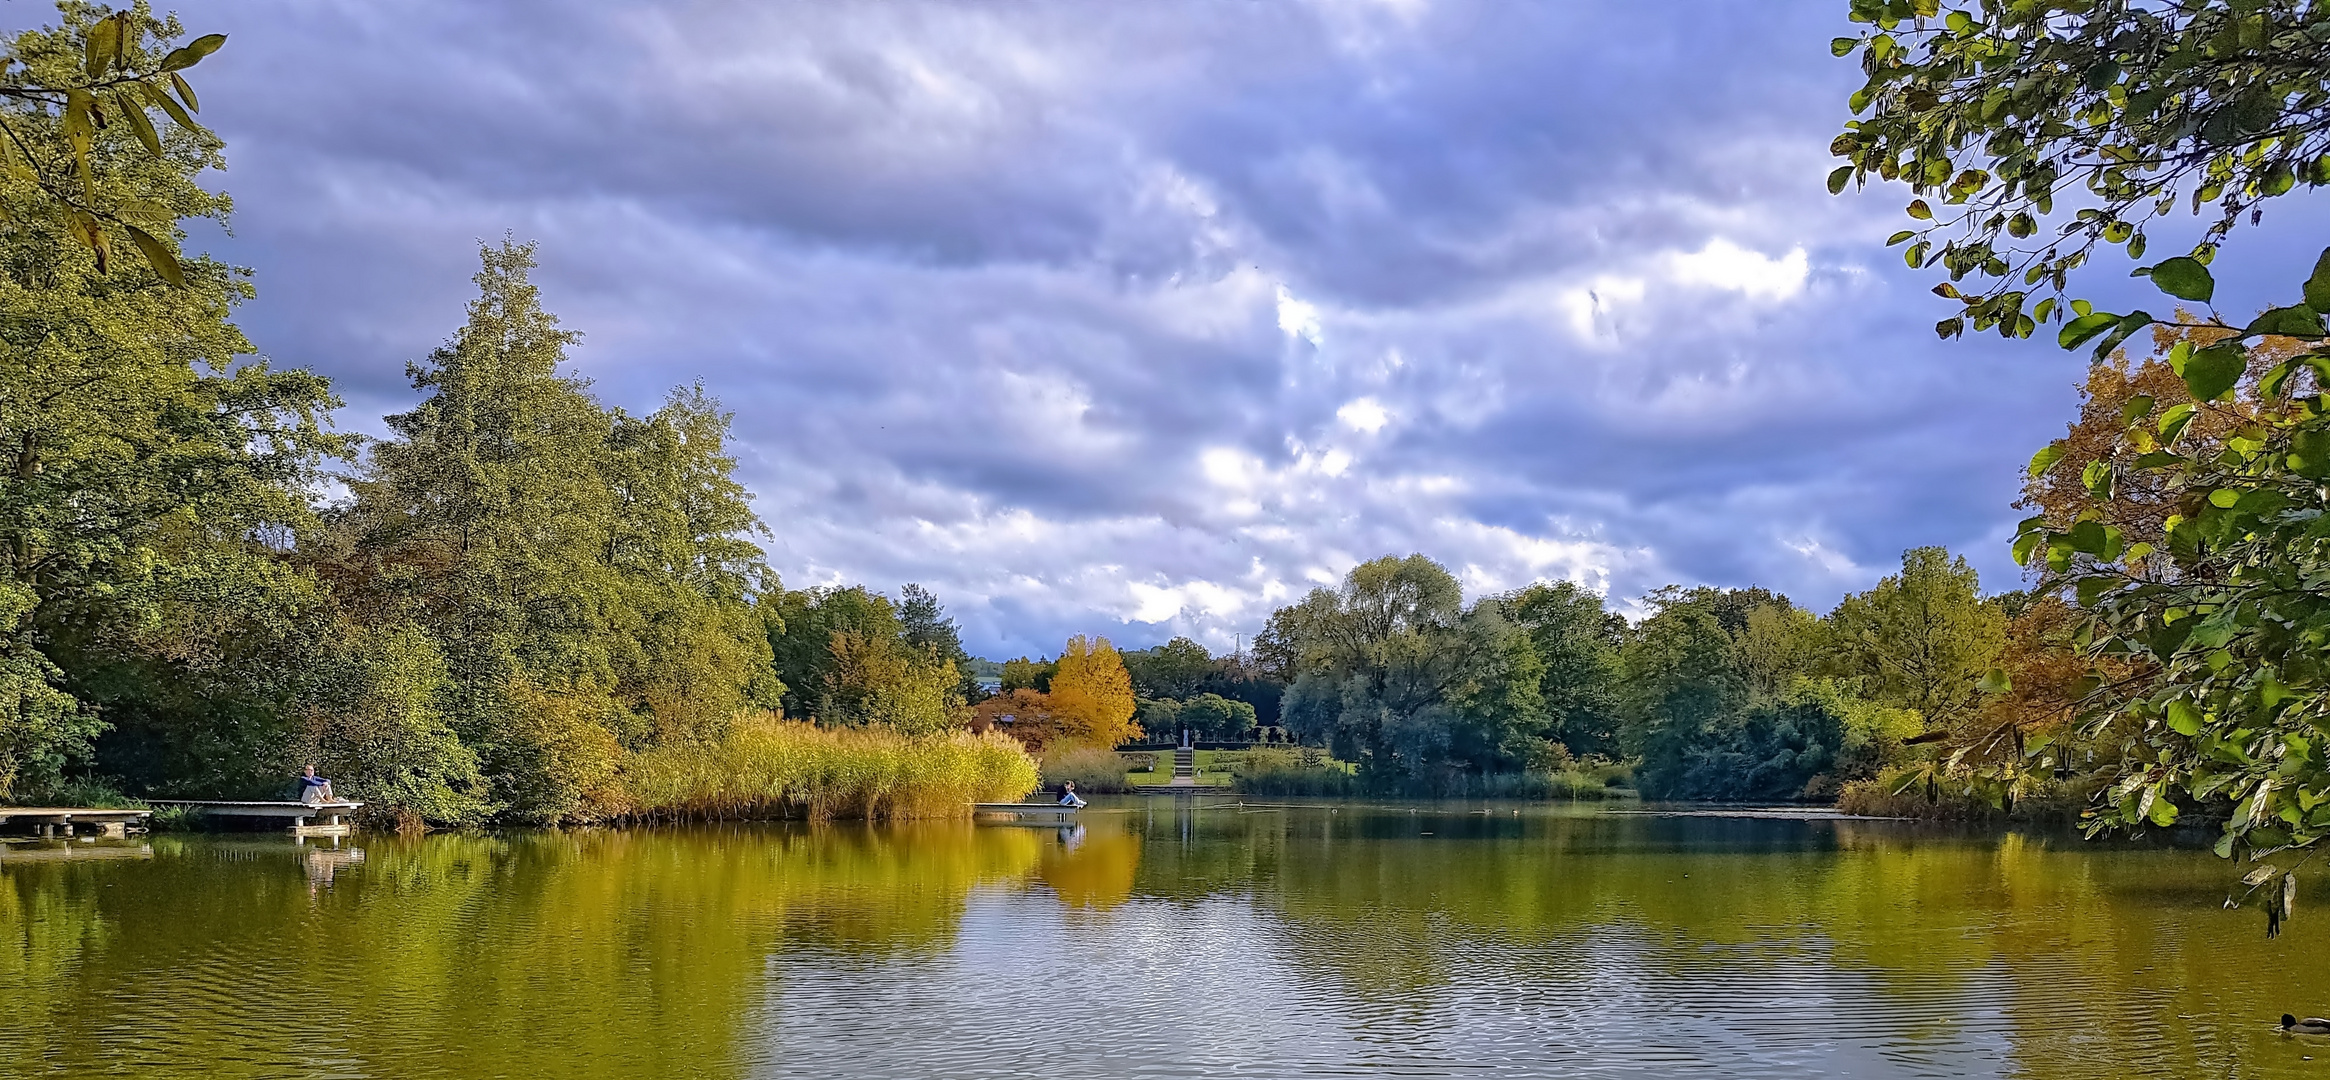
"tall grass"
617,715,1040,822
1038,747,1134,794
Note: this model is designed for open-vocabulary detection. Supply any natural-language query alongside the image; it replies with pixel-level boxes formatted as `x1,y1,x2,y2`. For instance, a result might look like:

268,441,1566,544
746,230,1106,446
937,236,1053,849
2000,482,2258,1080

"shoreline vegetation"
618,719,1039,823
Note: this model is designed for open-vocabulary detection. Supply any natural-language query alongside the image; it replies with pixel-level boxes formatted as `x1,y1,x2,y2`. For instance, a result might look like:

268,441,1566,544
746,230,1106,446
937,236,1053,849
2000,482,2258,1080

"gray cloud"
71,0,2124,654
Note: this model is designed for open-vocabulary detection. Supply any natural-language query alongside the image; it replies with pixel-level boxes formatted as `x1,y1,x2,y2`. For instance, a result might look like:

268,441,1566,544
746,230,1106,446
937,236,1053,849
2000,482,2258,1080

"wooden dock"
147,799,364,837
971,802,1080,824
0,807,152,838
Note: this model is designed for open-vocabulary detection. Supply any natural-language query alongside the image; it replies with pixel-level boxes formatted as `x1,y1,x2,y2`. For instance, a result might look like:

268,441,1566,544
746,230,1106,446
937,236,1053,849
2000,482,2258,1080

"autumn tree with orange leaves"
2019,313,2310,570
971,636,1139,754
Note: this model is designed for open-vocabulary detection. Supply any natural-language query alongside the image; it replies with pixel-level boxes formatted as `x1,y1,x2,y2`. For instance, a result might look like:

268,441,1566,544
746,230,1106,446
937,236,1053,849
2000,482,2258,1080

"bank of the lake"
5,800,2324,1079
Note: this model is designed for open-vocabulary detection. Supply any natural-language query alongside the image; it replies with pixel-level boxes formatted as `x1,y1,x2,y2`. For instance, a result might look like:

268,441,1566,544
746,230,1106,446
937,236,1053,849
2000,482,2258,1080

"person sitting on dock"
1056,781,1085,809
296,765,337,806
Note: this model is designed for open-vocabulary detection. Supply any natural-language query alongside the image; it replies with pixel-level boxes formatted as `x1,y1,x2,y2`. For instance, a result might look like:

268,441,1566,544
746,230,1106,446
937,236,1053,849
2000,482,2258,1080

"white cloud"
1664,237,1809,301
1337,396,1390,433
1276,284,1324,345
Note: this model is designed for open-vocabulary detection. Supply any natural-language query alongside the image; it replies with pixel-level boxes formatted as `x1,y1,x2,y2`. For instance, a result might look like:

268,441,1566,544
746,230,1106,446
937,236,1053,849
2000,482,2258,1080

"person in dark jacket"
296,765,337,805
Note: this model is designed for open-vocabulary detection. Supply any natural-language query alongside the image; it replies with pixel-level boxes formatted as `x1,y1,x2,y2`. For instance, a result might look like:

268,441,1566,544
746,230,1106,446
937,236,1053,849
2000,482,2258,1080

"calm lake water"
4,799,2328,1079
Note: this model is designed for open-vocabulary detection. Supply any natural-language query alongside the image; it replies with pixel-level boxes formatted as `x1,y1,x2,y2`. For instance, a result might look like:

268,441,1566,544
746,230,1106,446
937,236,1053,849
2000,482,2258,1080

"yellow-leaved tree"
1044,636,1139,750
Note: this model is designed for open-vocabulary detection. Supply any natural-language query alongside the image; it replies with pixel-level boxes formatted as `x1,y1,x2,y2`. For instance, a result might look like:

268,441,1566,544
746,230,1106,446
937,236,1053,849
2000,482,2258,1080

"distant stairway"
1171,747,1196,786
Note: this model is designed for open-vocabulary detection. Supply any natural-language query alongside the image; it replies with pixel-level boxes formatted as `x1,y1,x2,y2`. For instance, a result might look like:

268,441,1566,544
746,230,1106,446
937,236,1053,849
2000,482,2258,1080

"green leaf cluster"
0,4,227,284
2011,244,2330,858
1832,0,2330,339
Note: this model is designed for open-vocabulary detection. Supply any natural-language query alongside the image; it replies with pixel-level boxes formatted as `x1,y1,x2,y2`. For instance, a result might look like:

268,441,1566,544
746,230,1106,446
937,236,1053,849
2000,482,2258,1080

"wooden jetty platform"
148,799,364,837
0,807,152,838
971,802,1080,824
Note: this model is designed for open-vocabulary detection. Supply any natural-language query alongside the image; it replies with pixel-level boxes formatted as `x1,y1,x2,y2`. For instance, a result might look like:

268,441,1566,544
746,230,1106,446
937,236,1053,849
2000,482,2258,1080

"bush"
1836,764,2096,822
1038,747,1134,794
1232,748,1359,796
616,713,1039,821
147,804,203,832
10,776,138,809
1455,770,1619,800
1238,764,1362,797
1229,746,1635,800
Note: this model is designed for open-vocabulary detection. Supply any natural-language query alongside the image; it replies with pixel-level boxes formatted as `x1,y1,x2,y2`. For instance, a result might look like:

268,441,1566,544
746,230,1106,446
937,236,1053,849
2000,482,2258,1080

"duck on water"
2282,1014,2330,1034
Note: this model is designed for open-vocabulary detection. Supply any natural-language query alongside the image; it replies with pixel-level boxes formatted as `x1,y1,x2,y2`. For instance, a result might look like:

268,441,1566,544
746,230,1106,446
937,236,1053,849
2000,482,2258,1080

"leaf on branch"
158,34,228,73
2144,257,2216,303
170,72,199,115
114,91,161,157
143,81,202,135
2167,699,2203,736
2028,443,2066,477
124,226,185,288
85,14,121,78
2060,311,2121,350
2307,248,2330,312
2249,305,2326,339
2092,310,2154,361
2183,343,2247,402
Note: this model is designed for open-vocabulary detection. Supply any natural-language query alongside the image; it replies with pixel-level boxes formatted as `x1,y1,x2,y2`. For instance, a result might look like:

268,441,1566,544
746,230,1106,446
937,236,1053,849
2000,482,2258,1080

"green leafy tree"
1827,547,2007,726
1618,586,1919,800
334,240,628,820
1175,693,1258,739
331,241,771,821
1735,602,1826,696
1270,555,1546,785
999,655,1055,693
1124,636,1214,700
1135,696,1179,738
1503,581,1626,756
1617,597,1747,796
0,580,84,798
898,582,980,701
296,623,492,828
600,386,780,736
0,8,342,800
766,584,965,733
768,586,898,716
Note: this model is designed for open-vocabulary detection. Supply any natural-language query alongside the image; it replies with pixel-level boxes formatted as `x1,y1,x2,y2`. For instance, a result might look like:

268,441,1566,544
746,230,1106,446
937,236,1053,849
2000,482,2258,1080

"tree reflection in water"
3,806,2326,1079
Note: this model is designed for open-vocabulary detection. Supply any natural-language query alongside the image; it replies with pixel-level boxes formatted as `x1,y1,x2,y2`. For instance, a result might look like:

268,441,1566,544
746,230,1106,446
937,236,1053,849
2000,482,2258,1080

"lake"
3,799,2326,1079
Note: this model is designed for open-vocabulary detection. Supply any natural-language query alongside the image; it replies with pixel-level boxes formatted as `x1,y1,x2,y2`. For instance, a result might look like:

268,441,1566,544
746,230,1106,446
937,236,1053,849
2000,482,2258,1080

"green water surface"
4,800,2326,1078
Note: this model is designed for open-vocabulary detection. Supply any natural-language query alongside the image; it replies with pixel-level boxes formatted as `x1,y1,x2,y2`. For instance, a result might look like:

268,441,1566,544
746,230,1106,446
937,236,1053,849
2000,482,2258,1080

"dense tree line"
1247,550,2016,799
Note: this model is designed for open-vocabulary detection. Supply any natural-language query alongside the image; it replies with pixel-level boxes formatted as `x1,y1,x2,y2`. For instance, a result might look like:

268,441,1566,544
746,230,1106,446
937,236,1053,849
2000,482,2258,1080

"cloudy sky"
42,1,2195,656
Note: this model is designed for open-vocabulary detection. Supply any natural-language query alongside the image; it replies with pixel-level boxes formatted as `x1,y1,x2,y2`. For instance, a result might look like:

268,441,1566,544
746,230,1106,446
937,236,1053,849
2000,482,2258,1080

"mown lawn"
1122,748,1235,788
